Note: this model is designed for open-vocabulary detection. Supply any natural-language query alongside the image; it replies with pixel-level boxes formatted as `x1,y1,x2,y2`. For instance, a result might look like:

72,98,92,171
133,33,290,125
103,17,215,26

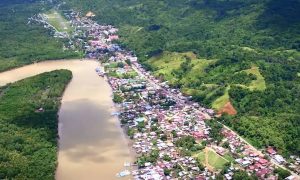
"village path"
204,147,215,172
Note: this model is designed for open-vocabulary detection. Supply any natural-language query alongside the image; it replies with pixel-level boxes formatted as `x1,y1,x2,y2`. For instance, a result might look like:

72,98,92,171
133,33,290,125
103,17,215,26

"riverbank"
0,70,72,179
0,59,135,180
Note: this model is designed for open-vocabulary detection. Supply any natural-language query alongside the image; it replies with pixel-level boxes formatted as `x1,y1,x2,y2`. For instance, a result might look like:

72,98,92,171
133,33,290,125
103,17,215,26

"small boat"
124,162,131,167
116,170,130,177
97,72,105,77
111,112,120,116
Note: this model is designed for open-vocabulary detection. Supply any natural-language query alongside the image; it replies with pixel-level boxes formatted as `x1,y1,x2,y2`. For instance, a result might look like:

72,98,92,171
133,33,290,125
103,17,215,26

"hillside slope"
63,0,300,156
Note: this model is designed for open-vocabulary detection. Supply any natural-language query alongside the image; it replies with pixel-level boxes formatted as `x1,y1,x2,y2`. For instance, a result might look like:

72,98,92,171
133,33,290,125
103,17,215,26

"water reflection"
0,60,133,180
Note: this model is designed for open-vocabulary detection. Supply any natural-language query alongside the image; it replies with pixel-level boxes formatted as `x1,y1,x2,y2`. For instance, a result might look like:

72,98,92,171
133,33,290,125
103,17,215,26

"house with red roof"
267,147,277,155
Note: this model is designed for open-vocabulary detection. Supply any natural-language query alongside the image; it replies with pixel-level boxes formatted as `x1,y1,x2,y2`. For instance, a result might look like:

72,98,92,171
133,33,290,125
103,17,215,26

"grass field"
148,51,215,85
44,10,73,34
212,86,230,110
195,148,229,170
223,153,235,163
242,66,266,91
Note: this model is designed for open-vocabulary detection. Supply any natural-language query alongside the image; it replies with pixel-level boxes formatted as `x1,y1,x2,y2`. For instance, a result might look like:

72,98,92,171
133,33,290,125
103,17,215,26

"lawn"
195,148,229,170
44,10,73,34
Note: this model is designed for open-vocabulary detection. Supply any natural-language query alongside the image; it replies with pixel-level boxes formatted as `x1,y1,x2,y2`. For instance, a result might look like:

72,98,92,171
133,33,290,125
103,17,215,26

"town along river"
0,60,134,180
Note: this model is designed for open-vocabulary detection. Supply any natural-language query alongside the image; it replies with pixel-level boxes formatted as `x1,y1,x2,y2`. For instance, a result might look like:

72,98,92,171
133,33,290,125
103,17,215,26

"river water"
0,60,133,180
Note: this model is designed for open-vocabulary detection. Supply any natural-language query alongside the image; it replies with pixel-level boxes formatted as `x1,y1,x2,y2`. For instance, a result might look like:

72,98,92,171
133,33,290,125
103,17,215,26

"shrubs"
112,92,124,103
137,149,159,167
274,168,291,179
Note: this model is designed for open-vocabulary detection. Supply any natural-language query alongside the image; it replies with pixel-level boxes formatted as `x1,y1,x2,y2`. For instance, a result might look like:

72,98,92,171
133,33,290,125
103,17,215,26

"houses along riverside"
31,6,299,180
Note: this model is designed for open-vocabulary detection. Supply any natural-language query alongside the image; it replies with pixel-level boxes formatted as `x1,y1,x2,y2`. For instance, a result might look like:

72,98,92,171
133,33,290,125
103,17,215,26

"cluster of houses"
34,5,299,179
221,129,300,179
64,10,123,59
287,155,300,175
266,147,300,176
106,59,217,179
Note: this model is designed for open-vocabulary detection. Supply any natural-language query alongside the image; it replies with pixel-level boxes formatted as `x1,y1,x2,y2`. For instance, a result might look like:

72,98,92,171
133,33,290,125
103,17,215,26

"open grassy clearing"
242,65,266,91
194,148,229,170
223,153,235,163
212,86,230,110
148,51,216,85
44,10,73,34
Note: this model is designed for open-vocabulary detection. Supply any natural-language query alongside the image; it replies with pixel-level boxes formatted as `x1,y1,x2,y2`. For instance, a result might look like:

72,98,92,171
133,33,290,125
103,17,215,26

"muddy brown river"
0,60,133,180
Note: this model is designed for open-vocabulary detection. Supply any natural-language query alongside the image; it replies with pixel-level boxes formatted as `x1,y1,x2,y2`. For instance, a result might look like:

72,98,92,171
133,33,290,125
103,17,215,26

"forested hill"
0,0,79,72
63,0,300,59
63,0,300,156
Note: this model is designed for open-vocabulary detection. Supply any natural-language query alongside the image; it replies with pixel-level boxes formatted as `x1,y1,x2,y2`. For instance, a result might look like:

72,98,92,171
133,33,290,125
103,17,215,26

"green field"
148,51,216,85
212,86,230,110
44,10,73,34
223,153,235,163
242,66,266,91
0,70,72,179
195,149,229,170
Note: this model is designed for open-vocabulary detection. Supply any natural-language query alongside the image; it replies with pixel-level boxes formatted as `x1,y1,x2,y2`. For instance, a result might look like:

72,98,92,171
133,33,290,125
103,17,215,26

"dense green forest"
0,70,72,179
0,0,79,72
63,0,300,156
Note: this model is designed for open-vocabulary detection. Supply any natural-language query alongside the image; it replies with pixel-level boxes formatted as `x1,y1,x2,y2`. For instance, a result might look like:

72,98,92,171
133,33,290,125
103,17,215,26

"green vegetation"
175,136,204,156
175,136,196,150
63,0,300,156
0,0,79,72
195,149,228,170
107,70,138,79
274,167,291,180
211,86,230,110
232,170,257,180
0,70,72,179
241,66,266,91
205,120,224,143
147,51,215,85
112,92,124,103
223,153,235,163
137,149,159,167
